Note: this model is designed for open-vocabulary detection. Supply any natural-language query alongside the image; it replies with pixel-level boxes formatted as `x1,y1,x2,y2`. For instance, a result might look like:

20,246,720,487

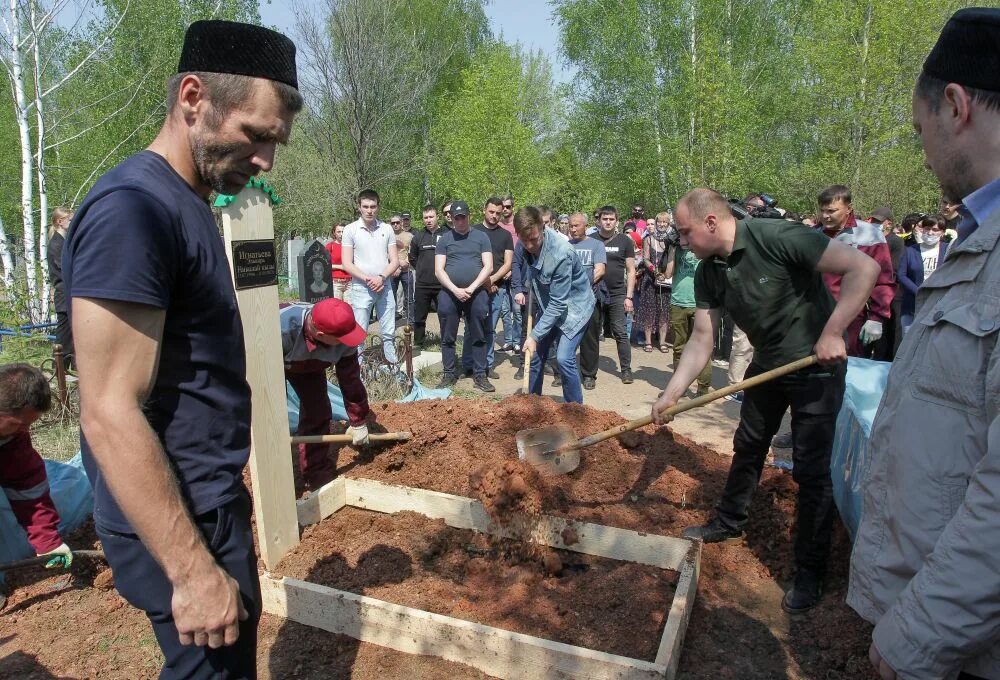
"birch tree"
1,0,258,319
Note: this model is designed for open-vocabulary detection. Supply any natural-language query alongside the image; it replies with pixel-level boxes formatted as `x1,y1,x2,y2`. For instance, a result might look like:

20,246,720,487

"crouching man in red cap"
280,298,371,489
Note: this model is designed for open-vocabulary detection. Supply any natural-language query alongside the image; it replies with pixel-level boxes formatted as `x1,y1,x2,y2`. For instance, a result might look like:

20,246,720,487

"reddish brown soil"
277,508,677,660
0,396,878,678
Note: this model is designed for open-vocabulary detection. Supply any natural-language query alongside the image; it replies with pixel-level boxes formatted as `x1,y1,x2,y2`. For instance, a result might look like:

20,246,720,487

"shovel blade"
516,424,581,475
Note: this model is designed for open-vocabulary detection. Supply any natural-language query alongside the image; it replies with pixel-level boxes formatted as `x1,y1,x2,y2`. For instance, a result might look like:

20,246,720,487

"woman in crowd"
637,211,674,352
897,213,949,332
897,212,923,242
47,207,74,368
325,221,352,303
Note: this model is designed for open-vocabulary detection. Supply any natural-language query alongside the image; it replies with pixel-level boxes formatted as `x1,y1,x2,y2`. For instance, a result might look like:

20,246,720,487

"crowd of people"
1,10,996,680
313,181,961,409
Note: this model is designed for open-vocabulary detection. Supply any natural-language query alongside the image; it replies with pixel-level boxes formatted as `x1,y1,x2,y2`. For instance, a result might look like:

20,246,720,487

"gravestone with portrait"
297,238,332,303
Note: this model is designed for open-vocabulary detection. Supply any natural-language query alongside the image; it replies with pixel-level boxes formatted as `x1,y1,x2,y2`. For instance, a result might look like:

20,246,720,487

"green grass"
419,331,443,351
0,333,54,365
31,416,80,462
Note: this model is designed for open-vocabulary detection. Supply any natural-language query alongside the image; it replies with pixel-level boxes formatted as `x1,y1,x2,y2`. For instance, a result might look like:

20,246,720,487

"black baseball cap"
451,201,470,217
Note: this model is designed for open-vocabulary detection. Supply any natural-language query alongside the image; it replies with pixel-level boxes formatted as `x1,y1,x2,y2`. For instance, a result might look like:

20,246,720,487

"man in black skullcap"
848,9,1000,680
63,20,302,678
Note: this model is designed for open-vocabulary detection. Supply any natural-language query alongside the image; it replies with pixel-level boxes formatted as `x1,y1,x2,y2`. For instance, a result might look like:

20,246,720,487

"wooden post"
219,186,299,569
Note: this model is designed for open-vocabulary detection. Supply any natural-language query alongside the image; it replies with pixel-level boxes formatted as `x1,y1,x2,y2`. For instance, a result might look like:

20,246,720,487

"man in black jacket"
409,204,447,346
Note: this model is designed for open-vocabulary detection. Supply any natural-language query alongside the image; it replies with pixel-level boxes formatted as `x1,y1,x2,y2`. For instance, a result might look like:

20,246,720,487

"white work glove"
860,320,883,345
347,424,370,447
39,542,73,569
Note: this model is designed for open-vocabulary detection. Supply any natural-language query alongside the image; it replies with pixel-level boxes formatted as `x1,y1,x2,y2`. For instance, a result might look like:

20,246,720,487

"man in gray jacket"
848,9,1000,680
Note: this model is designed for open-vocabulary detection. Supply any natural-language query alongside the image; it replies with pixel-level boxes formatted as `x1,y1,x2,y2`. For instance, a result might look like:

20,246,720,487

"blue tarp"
396,377,451,403
831,357,890,540
0,452,93,578
286,377,450,432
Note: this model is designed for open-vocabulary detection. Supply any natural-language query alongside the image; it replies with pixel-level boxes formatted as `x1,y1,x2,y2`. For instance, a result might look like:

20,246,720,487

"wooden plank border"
295,477,347,526
340,477,692,572
261,573,667,680
276,477,700,678
655,541,702,679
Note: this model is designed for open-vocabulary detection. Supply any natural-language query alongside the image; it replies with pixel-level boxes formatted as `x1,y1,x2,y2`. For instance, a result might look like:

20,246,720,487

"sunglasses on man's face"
502,204,513,209
390,221,401,225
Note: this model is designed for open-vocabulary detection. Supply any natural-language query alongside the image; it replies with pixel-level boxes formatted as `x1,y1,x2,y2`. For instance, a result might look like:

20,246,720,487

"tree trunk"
0,213,14,289
32,0,50,319
688,0,697,186
852,1,873,188
644,2,669,206
9,0,40,319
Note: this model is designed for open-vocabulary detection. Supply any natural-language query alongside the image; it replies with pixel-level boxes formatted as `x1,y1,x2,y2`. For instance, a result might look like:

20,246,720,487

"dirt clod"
560,526,579,546
92,569,114,591
540,550,562,577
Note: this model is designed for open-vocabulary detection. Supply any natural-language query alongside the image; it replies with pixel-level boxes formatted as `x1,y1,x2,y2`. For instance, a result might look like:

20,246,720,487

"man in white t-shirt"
341,188,400,363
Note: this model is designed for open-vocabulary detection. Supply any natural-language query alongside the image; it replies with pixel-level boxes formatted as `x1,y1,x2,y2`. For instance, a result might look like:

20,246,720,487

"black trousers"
412,285,440,346
596,294,631,372
716,361,846,576
53,291,73,368
96,487,259,679
438,288,489,376
579,303,603,379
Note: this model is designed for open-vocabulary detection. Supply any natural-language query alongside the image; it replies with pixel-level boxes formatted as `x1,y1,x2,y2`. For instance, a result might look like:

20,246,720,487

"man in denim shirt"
516,207,596,404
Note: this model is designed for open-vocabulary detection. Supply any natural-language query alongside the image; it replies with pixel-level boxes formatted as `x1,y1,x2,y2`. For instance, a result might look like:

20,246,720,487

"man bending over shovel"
0,364,74,610
516,206,596,404
651,188,879,613
281,298,371,489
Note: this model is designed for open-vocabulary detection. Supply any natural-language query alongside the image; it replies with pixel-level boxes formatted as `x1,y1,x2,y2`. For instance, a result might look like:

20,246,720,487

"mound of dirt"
0,395,879,679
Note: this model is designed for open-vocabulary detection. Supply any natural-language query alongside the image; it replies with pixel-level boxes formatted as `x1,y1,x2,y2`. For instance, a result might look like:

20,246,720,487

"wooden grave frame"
219,184,700,679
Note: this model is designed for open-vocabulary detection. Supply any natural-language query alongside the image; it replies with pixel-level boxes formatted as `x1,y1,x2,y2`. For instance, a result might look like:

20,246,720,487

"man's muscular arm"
73,297,246,648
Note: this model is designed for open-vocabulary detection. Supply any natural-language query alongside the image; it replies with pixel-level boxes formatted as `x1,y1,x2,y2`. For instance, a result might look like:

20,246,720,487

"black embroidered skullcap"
178,20,298,90
922,8,1000,92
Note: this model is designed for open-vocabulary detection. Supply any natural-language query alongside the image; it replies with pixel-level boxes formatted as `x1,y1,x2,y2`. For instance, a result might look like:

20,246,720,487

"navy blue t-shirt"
63,151,251,533
435,228,491,288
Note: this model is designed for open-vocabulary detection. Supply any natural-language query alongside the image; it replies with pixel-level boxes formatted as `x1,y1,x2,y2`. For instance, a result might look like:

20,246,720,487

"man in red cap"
280,298,371,489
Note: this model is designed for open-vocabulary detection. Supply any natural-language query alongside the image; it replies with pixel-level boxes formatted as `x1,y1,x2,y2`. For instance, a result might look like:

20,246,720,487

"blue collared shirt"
525,230,596,341
958,174,1000,245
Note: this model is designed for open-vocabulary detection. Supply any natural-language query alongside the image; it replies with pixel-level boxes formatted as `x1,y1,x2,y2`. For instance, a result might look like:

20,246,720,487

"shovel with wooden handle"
516,289,534,394
516,355,819,475
291,432,412,445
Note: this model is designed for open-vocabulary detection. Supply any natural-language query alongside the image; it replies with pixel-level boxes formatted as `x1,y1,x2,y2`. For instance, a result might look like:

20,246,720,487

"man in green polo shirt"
652,188,880,613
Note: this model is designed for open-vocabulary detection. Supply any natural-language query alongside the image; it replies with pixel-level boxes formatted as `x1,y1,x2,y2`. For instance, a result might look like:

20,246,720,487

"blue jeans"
505,293,523,348
486,288,507,368
97,489,259,679
393,270,414,325
498,285,516,347
350,281,397,363
529,323,587,404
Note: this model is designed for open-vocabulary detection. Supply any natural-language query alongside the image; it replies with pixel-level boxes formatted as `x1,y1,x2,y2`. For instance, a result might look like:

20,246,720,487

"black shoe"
473,375,496,392
501,343,514,352
488,369,500,380
437,373,457,389
513,366,524,381
621,369,634,385
781,571,824,614
582,377,596,390
682,517,743,543
462,368,474,378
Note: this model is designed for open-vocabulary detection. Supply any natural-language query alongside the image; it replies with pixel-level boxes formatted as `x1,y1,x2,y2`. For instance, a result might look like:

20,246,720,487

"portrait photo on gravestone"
298,238,332,303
